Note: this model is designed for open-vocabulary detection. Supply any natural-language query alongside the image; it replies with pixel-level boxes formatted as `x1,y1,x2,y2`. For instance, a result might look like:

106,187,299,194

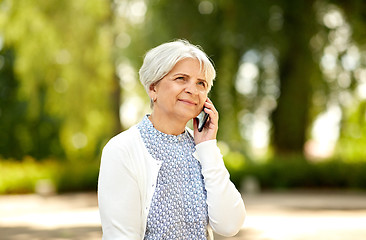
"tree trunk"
271,1,318,156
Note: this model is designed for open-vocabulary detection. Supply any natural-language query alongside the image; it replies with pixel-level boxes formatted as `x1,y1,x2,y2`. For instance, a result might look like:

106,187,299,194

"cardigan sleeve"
194,140,246,237
98,141,143,240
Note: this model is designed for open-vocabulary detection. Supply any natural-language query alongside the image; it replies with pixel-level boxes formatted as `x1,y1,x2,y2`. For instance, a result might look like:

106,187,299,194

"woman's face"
149,58,209,122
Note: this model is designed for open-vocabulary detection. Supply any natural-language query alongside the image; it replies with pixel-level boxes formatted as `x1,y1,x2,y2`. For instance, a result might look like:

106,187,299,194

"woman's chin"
184,109,201,118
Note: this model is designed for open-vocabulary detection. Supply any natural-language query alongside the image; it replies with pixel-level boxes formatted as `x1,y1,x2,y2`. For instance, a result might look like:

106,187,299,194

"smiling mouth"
178,99,197,105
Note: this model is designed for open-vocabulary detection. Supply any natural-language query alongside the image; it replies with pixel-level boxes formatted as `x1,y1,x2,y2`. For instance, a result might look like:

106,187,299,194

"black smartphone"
196,108,209,132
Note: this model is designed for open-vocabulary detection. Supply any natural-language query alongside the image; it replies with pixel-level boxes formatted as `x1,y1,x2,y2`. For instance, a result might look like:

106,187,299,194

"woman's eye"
176,77,185,81
198,81,207,87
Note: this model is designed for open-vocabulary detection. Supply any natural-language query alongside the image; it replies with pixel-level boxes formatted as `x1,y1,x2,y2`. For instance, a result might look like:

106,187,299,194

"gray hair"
139,39,216,93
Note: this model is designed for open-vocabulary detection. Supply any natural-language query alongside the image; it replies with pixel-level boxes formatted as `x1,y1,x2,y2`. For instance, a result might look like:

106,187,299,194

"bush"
224,154,366,191
2,154,366,194
0,157,100,194
55,160,100,192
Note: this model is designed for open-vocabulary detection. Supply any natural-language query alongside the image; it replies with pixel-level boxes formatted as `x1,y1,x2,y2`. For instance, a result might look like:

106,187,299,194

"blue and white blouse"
137,115,208,240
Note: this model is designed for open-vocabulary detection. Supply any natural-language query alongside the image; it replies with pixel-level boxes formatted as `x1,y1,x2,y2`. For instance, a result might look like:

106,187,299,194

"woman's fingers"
204,99,218,123
194,98,219,144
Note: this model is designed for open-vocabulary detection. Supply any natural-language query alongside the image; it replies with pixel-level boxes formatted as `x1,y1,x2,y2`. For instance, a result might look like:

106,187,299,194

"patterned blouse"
137,115,208,240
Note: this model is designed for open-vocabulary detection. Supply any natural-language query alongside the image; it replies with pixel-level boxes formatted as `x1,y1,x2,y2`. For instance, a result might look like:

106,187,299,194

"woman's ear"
149,83,156,92
148,83,157,101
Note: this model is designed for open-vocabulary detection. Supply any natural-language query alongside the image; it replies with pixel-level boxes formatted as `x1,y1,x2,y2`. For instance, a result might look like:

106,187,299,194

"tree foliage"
120,0,366,159
0,0,117,161
1,0,366,162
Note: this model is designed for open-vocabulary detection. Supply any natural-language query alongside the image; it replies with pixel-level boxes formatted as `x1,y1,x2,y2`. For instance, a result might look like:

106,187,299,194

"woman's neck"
148,113,187,136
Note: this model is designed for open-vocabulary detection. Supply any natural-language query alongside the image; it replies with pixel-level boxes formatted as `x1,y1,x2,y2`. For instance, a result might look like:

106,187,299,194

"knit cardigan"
98,125,246,240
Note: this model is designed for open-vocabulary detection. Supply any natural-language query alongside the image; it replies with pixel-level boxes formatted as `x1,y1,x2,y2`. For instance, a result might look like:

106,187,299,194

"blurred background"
1,0,366,239
1,0,366,194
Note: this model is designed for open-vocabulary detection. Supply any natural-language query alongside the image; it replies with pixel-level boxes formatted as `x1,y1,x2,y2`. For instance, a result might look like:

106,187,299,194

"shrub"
0,157,100,194
224,154,366,191
1,153,366,194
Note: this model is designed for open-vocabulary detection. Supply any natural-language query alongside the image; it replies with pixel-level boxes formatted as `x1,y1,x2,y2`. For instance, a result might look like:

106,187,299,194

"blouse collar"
139,115,191,144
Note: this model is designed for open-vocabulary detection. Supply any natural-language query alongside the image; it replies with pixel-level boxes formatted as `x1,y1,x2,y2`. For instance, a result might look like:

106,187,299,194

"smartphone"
196,108,209,132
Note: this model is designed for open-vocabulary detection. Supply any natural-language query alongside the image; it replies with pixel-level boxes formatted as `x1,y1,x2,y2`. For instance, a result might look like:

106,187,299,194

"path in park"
1,191,366,240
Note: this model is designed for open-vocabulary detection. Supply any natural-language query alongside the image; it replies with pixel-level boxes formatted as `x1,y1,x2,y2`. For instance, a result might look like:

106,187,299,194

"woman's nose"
185,82,198,94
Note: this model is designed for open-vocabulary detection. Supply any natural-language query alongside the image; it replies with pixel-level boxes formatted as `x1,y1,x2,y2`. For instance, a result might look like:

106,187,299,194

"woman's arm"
194,140,246,237
193,98,246,236
98,142,142,240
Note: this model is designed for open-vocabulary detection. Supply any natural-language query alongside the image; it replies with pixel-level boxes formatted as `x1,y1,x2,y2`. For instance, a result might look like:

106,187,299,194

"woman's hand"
193,98,219,144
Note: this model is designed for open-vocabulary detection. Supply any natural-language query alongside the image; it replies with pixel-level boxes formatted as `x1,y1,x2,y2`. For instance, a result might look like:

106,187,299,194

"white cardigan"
98,125,246,240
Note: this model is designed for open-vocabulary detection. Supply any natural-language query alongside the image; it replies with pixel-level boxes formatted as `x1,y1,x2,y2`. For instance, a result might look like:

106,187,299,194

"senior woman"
98,39,246,240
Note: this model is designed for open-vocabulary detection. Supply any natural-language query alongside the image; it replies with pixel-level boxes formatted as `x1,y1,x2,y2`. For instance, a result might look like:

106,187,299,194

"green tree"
112,0,366,161
0,0,117,161
270,0,321,156
325,0,366,161
0,46,34,159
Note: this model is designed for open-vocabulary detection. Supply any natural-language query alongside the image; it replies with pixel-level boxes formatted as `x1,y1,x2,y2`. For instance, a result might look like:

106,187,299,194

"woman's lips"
178,99,197,105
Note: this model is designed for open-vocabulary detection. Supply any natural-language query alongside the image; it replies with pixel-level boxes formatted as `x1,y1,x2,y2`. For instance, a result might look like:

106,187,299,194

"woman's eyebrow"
172,73,207,83
173,73,189,77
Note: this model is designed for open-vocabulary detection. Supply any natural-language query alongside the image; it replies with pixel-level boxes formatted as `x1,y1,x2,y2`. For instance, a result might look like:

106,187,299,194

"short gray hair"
139,39,216,93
